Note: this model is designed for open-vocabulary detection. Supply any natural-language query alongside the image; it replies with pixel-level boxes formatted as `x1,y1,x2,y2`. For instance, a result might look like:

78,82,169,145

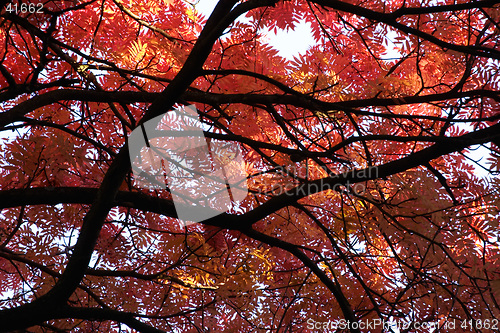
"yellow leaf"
126,40,148,66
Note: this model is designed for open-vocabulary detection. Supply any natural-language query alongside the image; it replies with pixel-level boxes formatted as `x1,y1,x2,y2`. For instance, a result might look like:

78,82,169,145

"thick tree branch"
2,88,498,129
222,120,500,229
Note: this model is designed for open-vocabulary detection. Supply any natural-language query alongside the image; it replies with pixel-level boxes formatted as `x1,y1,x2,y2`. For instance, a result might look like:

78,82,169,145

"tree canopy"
1,0,500,332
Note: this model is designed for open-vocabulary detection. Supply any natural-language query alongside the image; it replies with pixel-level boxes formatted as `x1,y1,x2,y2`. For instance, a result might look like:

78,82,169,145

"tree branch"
55,306,166,333
2,88,498,129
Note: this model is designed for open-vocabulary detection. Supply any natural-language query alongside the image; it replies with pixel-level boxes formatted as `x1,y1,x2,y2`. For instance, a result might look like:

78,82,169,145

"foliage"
1,0,500,332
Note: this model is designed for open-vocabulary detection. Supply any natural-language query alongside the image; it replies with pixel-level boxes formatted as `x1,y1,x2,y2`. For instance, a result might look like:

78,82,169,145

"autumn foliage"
1,0,500,332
